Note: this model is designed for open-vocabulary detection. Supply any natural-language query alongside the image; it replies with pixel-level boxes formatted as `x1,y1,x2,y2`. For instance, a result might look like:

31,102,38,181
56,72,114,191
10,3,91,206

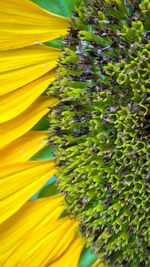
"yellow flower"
0,0,86,266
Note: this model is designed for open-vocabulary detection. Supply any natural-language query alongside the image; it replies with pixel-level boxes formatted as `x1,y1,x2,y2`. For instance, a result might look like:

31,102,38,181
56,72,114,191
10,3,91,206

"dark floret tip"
48,0,150,266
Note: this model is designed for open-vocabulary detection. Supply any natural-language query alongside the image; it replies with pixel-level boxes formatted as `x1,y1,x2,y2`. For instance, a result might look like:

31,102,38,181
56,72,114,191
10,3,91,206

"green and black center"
48,0,150,266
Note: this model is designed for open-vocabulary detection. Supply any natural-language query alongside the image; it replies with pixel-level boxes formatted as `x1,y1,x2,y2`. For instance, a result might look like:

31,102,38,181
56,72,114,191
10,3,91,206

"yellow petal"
1,195,64,257
0,0,69,50
0,45,60,95
50,237,83,267
92,260,104,267
0,96,58,149
0,160,56,223
0,45,60,73
0,131,48,164
0,71,56,123
2,216,82,267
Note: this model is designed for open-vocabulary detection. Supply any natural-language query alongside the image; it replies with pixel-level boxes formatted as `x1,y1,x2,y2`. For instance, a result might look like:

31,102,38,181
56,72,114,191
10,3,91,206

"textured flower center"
49,0,150,266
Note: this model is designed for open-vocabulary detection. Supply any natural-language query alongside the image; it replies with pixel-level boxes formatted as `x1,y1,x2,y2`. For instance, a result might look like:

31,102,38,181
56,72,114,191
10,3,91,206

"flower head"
49,0,150,266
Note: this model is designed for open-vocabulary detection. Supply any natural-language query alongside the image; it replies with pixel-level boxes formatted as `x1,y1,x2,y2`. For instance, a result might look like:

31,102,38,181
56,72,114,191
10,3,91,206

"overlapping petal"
0,131,48,164
3,220,78,266
0,160,56,223
0,45,60,72
1,195,64,257
0,71,56,123
50,237,84,267
0,1,85,266
0,0,69,50
0,96,58,149
92,260,104,267
1,196,83,267
0,45,60,95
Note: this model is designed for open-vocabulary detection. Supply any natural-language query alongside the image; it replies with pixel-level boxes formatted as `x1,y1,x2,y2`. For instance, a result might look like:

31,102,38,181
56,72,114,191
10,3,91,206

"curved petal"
0,96,58,149
1,214,83,267
92,260,104,267
0,131,48,164
0,160,56,223
0,71,56,123
0,45,60,72
0,0,69,50
1,195,64,256
0,45,60,95
50,237,83,267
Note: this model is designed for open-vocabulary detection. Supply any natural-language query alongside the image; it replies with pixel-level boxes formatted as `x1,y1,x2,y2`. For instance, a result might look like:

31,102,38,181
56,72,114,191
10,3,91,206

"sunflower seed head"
48,0,150,266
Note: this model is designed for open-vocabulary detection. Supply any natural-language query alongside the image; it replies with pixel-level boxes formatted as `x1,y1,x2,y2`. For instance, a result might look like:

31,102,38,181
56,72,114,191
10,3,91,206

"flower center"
49,0,150,266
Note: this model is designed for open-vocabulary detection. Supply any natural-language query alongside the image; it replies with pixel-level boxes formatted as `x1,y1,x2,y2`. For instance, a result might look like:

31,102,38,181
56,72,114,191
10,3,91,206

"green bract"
48,0,150,266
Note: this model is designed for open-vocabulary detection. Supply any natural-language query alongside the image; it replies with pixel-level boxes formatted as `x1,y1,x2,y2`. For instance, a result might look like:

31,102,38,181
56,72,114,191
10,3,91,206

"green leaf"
30,177,56,200
32,115,48,131
31,146,54,160
78,248,97,267
38,182,59,198
44,38,62,49
32,0,76,18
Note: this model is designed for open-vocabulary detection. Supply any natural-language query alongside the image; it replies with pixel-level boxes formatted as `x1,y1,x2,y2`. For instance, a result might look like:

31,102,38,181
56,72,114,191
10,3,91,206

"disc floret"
49,1,150,266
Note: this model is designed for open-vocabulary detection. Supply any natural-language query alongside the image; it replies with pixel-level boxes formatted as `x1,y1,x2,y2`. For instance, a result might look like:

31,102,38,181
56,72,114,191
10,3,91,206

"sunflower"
1,0,149,266
0,0,101,266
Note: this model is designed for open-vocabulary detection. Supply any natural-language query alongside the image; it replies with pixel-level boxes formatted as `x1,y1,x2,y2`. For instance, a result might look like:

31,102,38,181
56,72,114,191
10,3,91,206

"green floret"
48,0,150,266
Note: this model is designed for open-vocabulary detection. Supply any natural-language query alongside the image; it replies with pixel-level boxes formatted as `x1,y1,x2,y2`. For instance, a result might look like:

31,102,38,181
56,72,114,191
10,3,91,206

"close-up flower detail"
0,0,149,266
0,0,69,50
49,0,150,266
0,0,87,266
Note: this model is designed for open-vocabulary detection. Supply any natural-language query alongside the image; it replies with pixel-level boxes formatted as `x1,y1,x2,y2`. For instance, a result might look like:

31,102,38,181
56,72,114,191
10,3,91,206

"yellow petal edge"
0,0,69,50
